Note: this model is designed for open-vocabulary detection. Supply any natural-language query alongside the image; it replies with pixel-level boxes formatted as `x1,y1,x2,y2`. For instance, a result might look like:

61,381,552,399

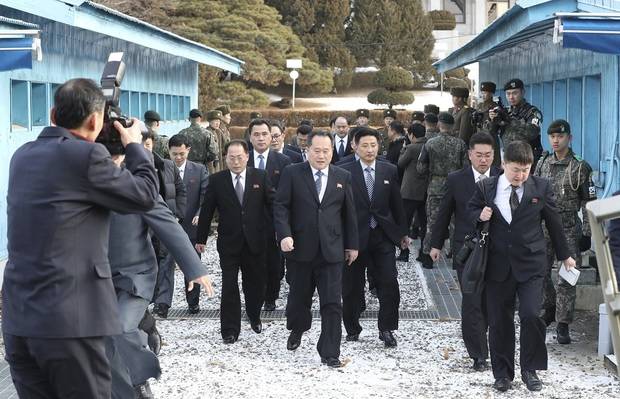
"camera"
96,52,132,155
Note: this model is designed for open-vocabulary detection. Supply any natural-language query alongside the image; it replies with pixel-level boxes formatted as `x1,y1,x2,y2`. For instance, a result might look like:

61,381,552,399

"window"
49,83,60,108
120,91,130,115
183,96,190,119
149,93,157,112
31,83,48,127
554,79,567,120
568,78,583,156
130,91,140,119
10,80,29,131
171,95,179,120
157,94,165,119
165,95,172,121
542,81,554,140
583,75,601,169
140,92,149,118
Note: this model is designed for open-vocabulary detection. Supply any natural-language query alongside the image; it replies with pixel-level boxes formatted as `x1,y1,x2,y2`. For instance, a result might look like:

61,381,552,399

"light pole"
289,69,299,108
286,59,302,109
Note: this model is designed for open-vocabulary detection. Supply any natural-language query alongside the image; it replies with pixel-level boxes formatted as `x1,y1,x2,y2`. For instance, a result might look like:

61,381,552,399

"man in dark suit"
331,116,354,164
3,78,159,398
285,124,312,162
340,128,409,347
196,140,274,343
274,130,359,367
430,132,501,371
467,141,575,392
152,134,209,316
269,120,304,163
247,119,292,311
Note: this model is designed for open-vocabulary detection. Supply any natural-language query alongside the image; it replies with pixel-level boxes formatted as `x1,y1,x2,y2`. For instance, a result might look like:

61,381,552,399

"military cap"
450,87,470,98
424,104,440,115
383,109,397,119
216,105,231,115
411,111,425,122
424,113,438,123
438,112,455,125
504,78,524,90
547,119,571,135
409,123,426,139
250,111,262,119
480,81,496,94
356,108,370,118
189,108,202,118
206,110,223,121
144,110,160,122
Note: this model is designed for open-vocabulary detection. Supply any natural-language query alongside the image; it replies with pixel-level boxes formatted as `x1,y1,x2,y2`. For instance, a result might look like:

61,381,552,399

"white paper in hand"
559,264,580,286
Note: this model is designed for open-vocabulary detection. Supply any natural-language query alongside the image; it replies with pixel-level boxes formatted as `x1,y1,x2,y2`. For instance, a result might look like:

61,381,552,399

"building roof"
0,15,39,29
0,0,244,74
433,0,619,73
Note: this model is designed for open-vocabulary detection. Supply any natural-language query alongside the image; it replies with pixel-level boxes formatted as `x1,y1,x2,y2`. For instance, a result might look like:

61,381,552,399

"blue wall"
0,9,201,260
480,33,620,196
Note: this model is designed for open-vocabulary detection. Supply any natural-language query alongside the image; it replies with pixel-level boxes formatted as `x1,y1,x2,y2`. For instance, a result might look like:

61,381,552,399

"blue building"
435,0,620,198
0,0,244,262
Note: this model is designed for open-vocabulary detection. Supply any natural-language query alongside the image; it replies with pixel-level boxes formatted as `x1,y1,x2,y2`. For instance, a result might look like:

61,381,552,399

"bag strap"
476,178,491,235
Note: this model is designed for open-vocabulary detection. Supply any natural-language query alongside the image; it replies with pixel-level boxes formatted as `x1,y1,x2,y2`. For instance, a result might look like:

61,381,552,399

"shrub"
429,10,456,30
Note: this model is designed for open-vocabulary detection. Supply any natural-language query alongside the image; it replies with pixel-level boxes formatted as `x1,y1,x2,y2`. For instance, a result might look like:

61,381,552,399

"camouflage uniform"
475,99,501,167
425,128,440,141
417,133,468,254
500,100,543,163
450,105,475,143
376,127,390,156
178,122,218,174
151,130,170,160
534,149,596,324
206,126,224,172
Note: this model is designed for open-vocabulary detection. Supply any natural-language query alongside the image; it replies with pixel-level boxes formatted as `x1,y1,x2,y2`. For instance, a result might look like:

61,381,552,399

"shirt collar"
230,169,247,180
310,165,329,177
472,166,490,181
360,159,376,171
178,161,187,172
499,174,522,191
255,148,269,161
335,135,348,145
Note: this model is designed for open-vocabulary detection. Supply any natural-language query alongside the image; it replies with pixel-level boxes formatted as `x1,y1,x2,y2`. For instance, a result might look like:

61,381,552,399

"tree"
367,66,415,109
347,0,434,71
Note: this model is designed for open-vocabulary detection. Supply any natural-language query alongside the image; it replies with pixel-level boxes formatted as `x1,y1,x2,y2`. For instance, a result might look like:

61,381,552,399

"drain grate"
159,308,440,321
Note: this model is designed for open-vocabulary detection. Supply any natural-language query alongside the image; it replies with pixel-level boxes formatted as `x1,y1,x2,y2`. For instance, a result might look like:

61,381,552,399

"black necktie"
338,139,345,158
510,185,520,215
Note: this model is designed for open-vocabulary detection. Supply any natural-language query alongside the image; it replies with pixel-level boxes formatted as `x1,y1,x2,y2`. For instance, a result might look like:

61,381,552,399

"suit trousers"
486,274,548,380
4,333,111,399
343,227,400,335
456,268,489,360
153,242,201,307
219,243,266,338
265,239,283,303
403,198,427,241
286,253,343,359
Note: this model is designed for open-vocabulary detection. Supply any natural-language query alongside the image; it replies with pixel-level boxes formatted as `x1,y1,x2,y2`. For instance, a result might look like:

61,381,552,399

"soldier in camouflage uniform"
143,110,169,159
534,119,596,344
178,109,218,174
424,113,440,140
216,104,232,150
417,112,468,269
473,82,501,168
377,109,396,156
424,104,440,116
449,87,476,144
206,110,226,171
490,78,544,164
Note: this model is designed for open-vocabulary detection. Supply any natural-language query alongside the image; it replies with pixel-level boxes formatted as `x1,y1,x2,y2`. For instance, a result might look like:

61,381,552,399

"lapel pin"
531,198,539,204
337,183,343,188
253,184,260,189
384,180,389,184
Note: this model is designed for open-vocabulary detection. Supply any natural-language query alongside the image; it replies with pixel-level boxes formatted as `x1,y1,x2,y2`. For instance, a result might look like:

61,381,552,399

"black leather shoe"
346,333,359,342
287,331,302,350
521,370,543,391
188,304,200,314
556,322,571,344
251,322,262,334
493,377,512,392
472,358,488,371
147,326,162,356
222,335,237,344
134,381,154,399
321,357,343,368
396,249,409,262
379,331,397,347
420,254,434,269
153,303,169,319
263,301,276,311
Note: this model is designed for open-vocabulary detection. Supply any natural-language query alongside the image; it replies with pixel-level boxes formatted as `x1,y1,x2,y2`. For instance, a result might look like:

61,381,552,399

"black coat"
248,150,292,190
180,161,208,242
274,162,359,263
341,160,407,248
284,147,304,163
153,153,186,220
4,126,158,338
331,135,354,164
431,166,501,269
467,175,570,282
196,168,273,256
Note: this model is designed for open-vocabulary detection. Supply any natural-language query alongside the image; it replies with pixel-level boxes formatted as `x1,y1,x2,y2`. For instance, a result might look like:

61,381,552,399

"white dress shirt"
310,165,329,202
494,174,524,224
472,166,490,182
230,169,246,191
335,135,348,154
253,149,270,169
360,159,376,182
177,161,187,180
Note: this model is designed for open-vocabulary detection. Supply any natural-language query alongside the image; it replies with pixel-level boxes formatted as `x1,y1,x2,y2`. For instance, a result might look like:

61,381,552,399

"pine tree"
367,65,415,109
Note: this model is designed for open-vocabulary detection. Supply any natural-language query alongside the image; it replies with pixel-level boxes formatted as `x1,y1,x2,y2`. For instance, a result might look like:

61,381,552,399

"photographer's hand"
114,118,142,147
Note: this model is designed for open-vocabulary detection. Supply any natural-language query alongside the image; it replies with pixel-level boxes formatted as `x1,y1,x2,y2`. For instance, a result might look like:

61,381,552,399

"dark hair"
299,119,313,127
168,134,189,148
468,132,495,149
297,124,313,136
354,127,381,144
225,139,249,155
248,118,271,134
141,131,155,142
389,120,406,136
504,141,533,165
269,119,285,133
53,78,106,129
144,119,158,129
308,130,334,146
408,123,426,139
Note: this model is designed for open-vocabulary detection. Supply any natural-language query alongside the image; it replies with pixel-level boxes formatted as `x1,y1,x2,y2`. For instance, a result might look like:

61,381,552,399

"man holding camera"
3,78,159,398
474,82,501,167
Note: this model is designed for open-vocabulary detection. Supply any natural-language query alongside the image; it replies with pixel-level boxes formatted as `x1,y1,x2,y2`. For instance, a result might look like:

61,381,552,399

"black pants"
286,254,343,359
265,240,283,303
456,268,489,360
4,333,111,399
220,244,266,339
486,275,547,380
403,199,426,242
344,228,400,335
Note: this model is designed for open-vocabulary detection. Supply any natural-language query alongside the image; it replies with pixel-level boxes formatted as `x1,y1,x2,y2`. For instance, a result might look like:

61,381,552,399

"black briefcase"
459,221,490,295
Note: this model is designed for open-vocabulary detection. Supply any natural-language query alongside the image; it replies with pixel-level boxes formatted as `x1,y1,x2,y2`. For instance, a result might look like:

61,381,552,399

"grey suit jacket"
180,161,209,241
109,197,208,300
398,137,428,201
4,126,158,338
